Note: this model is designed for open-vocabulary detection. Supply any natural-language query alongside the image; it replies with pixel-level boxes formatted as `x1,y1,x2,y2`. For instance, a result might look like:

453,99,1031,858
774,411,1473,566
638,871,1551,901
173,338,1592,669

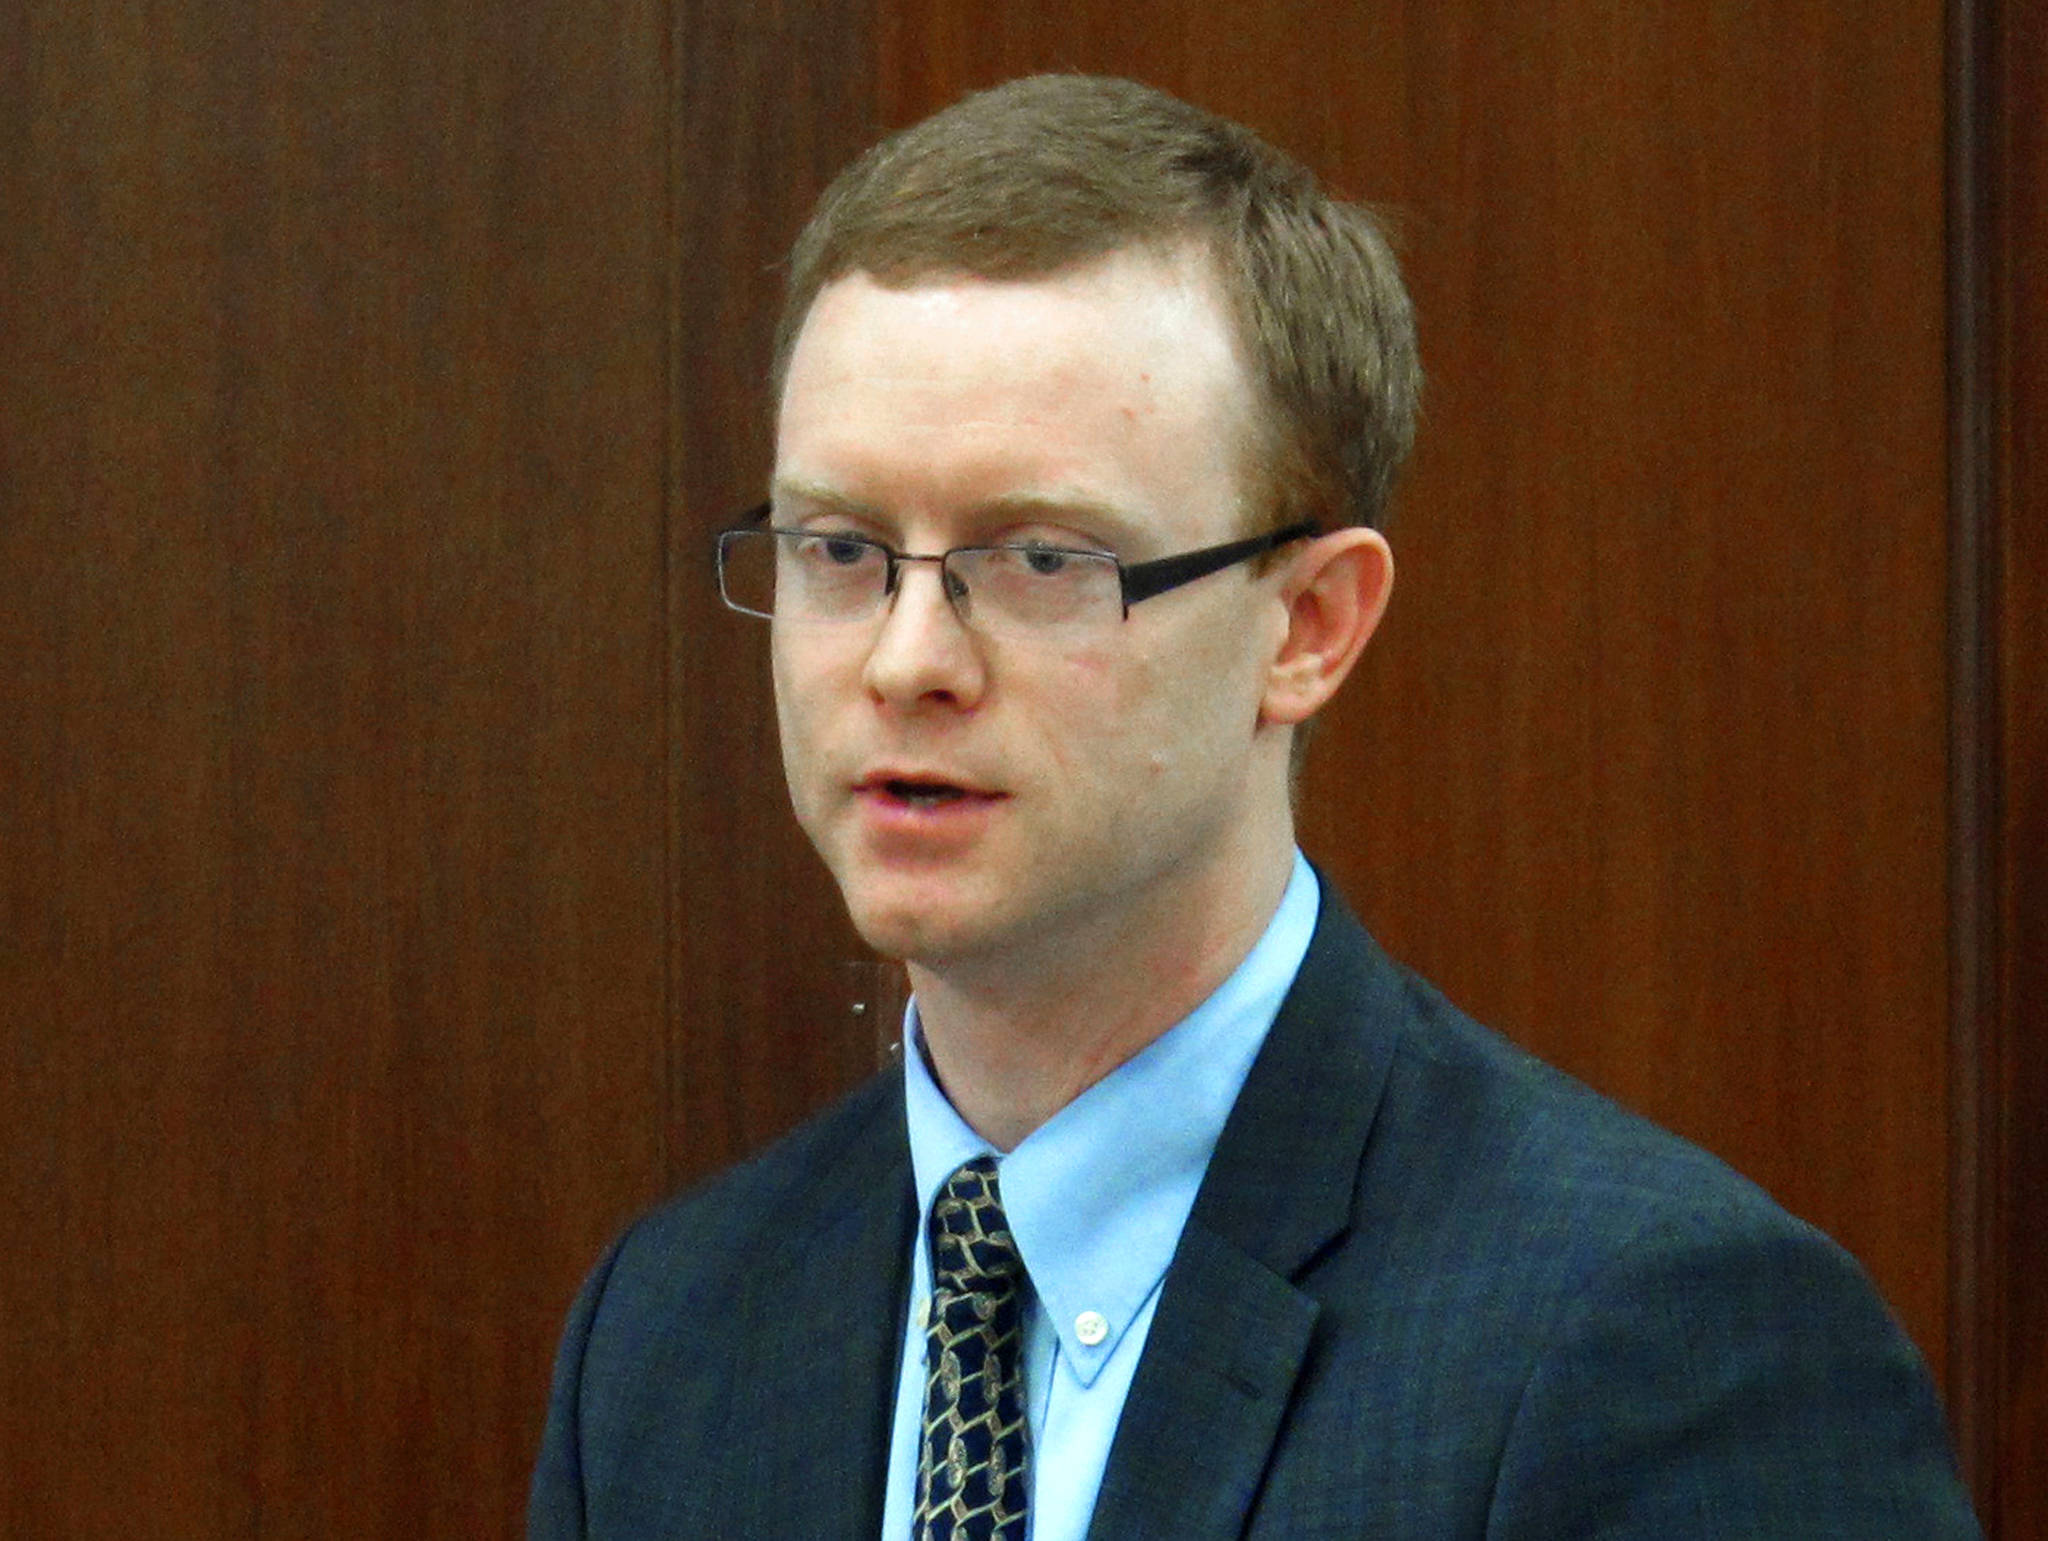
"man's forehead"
797,242,1233,358
768,475,1158,545
772,247,1260,546
781,256,1250,429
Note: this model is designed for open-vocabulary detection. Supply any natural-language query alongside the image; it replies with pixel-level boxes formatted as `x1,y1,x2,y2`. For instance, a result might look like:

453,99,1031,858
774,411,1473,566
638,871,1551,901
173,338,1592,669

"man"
531,75,1979,1538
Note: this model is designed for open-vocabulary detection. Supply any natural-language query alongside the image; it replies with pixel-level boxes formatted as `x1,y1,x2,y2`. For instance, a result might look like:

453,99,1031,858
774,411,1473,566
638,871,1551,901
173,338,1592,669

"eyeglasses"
715,502,1318,642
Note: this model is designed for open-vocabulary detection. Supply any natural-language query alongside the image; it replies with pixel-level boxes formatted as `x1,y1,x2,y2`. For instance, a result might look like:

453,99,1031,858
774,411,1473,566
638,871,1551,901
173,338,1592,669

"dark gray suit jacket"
530,887,1980,1537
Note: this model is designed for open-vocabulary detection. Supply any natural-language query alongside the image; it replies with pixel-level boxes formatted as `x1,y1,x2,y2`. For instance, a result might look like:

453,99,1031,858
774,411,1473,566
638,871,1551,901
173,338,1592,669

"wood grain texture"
876,0,1956,1384
666,0,888,1186
1976,0,2048,1528
0,0,670,1532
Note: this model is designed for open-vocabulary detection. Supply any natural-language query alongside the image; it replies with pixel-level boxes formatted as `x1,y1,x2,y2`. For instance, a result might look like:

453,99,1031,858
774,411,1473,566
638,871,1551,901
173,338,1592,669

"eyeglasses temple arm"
1118,521,1322,607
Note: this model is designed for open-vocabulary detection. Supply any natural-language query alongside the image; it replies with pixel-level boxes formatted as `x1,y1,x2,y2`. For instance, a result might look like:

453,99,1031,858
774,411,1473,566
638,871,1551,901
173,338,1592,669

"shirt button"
914,1295,930,1330
1075,1310,1109,1347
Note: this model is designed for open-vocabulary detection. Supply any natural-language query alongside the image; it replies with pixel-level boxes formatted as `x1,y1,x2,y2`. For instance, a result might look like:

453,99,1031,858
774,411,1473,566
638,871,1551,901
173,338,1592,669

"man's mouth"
886,779,968,807
859,774,1003,809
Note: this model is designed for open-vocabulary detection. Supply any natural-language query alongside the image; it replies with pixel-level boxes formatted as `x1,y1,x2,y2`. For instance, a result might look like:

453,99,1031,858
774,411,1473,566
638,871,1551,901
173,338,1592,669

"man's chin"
840,889,993,971
845,908,961,969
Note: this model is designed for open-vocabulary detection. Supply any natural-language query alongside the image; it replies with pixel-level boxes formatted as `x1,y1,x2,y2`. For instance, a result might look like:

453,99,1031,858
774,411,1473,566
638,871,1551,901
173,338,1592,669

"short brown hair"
774,74,1421,532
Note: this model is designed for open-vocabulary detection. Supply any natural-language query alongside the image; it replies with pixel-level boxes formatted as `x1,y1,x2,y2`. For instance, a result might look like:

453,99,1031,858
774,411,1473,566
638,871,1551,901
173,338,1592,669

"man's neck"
907,843,1296,1150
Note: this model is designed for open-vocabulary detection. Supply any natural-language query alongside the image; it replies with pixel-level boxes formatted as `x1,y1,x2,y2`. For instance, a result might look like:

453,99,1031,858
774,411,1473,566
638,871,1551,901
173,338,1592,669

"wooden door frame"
1948,0,2045,1528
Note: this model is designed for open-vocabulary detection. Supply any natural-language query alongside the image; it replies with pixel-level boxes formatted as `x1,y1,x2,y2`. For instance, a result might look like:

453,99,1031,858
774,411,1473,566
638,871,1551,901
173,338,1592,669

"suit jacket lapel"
1087,887,1407,1540
725,1079,917,1537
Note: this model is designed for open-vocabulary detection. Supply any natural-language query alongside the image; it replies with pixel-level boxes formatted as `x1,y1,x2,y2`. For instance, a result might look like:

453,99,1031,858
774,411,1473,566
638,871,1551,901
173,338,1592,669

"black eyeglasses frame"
723,502,1320,619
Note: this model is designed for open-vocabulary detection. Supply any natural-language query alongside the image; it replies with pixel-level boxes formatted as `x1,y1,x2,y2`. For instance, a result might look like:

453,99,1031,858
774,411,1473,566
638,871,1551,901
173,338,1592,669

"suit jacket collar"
712,884,1404,1540
1087,882,1406,1539
725,1069,916,1537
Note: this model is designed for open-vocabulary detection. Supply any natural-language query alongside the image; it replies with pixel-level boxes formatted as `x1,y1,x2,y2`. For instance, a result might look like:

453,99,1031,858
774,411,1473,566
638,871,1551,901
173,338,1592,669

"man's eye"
795,533,874,567
1017,545,1071,577
823,537,871,566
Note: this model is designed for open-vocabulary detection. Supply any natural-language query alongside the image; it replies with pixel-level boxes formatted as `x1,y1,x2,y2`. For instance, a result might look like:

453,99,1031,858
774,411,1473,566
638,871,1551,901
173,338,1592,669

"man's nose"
861,558,987,709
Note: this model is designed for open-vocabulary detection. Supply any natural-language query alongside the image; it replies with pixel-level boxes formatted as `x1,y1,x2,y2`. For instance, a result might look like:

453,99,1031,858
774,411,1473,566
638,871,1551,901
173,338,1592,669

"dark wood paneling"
1975,0,2048,1527
667,1,887,1185
0,1,670,1533
876,0,1956,1382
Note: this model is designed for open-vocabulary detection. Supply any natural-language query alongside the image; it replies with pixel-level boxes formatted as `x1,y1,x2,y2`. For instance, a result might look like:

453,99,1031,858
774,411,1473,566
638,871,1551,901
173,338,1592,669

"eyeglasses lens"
720,530,1122,637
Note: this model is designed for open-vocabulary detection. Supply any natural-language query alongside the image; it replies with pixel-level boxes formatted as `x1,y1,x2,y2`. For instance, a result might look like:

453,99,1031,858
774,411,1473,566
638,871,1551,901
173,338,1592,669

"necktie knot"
929,1155,1025,1295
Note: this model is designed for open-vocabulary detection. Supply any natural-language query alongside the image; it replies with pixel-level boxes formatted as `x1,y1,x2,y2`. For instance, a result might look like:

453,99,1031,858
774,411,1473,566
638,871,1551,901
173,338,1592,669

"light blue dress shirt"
880,852,1320,1541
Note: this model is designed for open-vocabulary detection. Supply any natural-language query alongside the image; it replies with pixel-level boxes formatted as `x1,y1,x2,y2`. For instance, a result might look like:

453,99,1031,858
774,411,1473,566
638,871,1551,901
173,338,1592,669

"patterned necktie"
913,1156,1031,1541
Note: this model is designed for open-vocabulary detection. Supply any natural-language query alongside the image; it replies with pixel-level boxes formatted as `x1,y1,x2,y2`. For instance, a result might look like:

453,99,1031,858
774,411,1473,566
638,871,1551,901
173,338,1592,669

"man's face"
770,248,1295,978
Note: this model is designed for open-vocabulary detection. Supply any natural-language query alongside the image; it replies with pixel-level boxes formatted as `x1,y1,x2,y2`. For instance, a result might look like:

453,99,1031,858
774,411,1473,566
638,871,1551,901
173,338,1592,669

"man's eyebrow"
766,481,1147,543
765,479,878,518
967,491,1150,549
975,490,1127,522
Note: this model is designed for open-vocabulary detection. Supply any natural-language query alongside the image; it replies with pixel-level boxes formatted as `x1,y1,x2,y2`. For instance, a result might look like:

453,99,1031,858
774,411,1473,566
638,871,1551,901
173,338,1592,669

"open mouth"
882,778,973,807
859,772,1005,812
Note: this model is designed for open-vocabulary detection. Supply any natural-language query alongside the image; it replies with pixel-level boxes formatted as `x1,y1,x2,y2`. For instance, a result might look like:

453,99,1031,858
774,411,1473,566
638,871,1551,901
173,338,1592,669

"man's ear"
1260,527,1394,726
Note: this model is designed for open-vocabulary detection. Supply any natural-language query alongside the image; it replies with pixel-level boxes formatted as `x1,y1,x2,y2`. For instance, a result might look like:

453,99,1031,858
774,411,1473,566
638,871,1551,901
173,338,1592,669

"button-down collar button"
1075,1310,1109,1347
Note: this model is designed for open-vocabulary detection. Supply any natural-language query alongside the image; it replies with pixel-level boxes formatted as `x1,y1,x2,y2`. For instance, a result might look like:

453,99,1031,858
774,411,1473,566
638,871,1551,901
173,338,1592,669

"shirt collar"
903,851,1320,1385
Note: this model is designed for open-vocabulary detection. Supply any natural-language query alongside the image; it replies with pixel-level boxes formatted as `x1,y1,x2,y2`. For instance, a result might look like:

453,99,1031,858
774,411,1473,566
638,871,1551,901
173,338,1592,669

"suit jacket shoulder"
532,884,1981,1539
1090,887,1980,1538
529,1066,915,1539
